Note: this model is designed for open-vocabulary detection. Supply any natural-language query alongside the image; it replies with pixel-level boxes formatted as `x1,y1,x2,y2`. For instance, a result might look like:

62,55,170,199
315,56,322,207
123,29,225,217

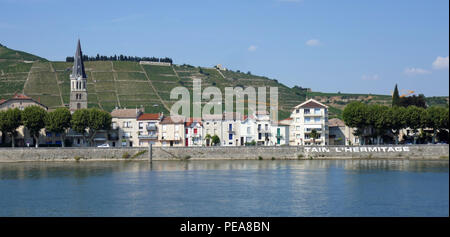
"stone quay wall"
0,145,448,162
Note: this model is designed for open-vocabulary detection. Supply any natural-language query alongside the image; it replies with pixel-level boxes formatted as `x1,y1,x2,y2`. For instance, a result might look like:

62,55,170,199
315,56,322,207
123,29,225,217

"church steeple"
69,39,88,111
71,39,87,79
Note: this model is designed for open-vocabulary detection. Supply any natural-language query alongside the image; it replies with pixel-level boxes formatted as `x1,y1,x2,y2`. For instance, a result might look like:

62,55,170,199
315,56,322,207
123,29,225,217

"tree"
211,135,220,146
422,106,448,143
367,104,391,144
22,106,47,148
0,109,22,147
45,108,71,147
205,134,212,146
405,106,425,144
399,94,426,108
392,84,400,107
71,108,111,146
310,129,319,144
389,106,407,144
343,101,368,144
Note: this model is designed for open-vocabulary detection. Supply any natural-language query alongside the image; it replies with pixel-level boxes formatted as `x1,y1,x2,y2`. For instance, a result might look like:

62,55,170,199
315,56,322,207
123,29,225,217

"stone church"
69,39,88,111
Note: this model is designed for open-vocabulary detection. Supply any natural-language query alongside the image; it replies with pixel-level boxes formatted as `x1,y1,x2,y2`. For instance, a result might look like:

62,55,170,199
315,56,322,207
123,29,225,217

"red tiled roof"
295,99,328,109
137,113,161,121
299,101,327,108
160,116,185,124
0,94,48,110
111,109,141,118
12,94,31,99
328,118,346,127
185,117,202,127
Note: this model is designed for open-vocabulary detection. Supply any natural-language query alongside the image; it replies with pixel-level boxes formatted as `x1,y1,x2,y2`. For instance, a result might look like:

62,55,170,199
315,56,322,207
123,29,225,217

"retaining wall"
0,145,448,162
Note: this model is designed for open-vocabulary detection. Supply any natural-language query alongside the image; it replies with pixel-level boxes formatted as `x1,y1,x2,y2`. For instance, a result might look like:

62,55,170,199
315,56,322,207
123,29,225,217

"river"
0,160,448,216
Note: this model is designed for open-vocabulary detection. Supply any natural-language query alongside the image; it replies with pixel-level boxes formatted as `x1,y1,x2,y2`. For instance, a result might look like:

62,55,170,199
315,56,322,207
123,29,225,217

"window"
296,126,301,131
162,125,167,131
112,122,117,129
314,117,321,123
258,133,262,140
229,124,232,131
304,109,310,114
296,118,300,122
175,125,179,132
139,122,143,129
123,121,132,128
314,108,321,114
229,134,233,140
296,109,299,113
304,117,311,123
265,124,268,130
123,132,131,138
296,134,301,139
247,127,251,134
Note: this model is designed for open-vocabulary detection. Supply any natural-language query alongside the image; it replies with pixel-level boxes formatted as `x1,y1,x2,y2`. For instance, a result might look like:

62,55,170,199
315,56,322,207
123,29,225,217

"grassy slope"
1,45,448,120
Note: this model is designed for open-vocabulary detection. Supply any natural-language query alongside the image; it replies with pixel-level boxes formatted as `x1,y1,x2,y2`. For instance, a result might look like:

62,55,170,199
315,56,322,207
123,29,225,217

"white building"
289,99,329,146
185,118,203,146
202,114,223,146
254,111,272,146
221,112,242,146
270,123,290,146
137,113,163,147
111,108,143,147
239,115,257,146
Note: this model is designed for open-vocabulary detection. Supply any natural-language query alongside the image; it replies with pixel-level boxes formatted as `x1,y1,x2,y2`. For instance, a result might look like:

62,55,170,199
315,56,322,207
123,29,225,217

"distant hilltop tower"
69,39,88,111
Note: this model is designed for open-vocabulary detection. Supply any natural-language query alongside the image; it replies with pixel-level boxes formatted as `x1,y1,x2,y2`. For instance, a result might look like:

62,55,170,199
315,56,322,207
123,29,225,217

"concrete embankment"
0,145,448,162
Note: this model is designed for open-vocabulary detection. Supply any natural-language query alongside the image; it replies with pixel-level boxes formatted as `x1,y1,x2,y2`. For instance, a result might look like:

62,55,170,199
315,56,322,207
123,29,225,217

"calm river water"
0,160,448,217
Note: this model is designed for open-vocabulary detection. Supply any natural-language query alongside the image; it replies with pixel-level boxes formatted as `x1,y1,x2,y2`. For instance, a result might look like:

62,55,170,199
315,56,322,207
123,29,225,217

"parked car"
97,144,110,148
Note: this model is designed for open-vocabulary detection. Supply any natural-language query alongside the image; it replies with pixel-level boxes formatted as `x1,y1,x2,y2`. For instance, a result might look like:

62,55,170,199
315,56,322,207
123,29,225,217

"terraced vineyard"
1,44,448,119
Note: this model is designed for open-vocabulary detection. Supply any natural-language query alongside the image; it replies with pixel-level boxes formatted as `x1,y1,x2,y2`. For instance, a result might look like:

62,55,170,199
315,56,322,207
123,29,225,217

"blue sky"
1,0,448,96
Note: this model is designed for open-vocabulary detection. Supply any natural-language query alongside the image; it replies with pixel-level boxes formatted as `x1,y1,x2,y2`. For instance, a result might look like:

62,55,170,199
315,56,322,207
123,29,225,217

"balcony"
138,134,158,139
146,124,157,131
305,112,324,116
305,129,322,133
190,133,201,137
258,128,271,134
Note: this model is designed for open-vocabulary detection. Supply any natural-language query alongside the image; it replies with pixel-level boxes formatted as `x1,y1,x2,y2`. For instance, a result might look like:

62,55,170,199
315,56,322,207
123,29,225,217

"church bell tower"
69,39,88,111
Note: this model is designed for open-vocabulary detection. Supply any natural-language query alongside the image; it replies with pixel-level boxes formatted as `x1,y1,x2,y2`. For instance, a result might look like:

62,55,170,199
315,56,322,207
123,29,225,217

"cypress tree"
392,84,400,107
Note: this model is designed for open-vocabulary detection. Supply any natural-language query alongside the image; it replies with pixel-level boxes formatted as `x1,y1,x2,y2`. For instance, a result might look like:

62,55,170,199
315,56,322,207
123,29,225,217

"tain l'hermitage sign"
305,146,411,153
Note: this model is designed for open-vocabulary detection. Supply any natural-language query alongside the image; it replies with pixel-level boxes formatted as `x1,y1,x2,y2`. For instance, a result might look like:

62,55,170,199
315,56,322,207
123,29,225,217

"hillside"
0,45,448,120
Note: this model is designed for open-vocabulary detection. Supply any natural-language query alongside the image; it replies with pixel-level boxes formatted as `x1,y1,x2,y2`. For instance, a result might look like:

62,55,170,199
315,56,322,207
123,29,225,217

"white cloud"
432,56,449,70
306,39,320,47
248,45,257,52
362,74,380,81
404,67,431,76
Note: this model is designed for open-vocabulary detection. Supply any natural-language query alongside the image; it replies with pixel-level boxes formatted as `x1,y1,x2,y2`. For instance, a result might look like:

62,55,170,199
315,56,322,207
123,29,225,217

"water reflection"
0,160,447,217
0,160,448,180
